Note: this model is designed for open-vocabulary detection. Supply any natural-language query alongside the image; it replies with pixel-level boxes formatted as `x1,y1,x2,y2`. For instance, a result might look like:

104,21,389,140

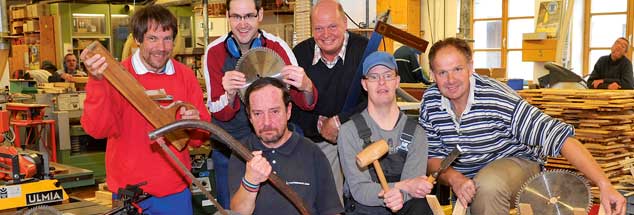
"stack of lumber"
518,89,634,198
37,82,76,93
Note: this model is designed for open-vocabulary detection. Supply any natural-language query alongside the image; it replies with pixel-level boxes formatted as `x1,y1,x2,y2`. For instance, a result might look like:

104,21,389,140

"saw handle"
427,175,436,184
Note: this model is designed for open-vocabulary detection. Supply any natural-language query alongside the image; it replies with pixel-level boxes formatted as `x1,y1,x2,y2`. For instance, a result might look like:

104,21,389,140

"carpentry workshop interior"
0,0,634,214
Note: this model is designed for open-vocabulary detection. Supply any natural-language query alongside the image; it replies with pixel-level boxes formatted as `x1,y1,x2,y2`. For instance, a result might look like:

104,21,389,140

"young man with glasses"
338,52,433,214
202,0,317,209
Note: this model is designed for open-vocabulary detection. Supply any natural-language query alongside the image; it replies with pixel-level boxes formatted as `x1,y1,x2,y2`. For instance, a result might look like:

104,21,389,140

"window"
584,0,630,75
472,0,535,80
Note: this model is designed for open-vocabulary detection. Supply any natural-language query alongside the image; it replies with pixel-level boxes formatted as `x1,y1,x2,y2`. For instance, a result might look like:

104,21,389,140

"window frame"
471,0,535,79
582,0,633,76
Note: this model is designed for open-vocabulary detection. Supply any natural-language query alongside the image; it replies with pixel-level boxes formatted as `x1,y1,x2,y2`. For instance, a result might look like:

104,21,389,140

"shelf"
72,35,111,39
10,17,39,21
1,35,23,39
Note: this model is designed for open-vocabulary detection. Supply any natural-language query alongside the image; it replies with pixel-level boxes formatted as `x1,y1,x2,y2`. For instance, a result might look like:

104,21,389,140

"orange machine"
6,103,57,162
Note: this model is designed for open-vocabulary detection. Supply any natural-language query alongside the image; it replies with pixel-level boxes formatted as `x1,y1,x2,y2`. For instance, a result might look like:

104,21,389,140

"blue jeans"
114,188,193,215
212,149,231,209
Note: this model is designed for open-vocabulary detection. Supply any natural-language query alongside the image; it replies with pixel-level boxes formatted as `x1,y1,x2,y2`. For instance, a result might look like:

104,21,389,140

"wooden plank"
518,203,534,215
59,205,111,215
572,208,587,215
54,201,98,210
452,201,467,215
39,16,56,64
425,195,445,215
0,49,8,80
375,21,429,53
82,42,191,150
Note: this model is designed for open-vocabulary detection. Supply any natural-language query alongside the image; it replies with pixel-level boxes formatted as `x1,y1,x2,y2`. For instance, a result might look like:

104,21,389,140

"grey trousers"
469,157,541,215
315,140,344,205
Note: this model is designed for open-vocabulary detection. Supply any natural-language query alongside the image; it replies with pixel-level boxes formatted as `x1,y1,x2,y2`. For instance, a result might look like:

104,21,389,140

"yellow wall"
377,0,421,53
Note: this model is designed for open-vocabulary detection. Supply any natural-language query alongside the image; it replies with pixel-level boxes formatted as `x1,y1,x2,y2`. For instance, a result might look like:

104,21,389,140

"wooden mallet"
356,139,390,191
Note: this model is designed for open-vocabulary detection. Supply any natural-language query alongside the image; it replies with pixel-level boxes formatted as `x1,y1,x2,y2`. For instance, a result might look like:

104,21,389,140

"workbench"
0,199,111,215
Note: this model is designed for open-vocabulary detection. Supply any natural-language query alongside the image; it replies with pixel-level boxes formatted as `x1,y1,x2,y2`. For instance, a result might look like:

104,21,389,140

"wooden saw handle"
82,41,191,151
148,120,311,215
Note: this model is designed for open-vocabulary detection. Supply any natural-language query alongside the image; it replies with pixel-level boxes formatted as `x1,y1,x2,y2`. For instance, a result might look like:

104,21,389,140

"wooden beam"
375,21,430,53
518,203,534,215
425,195,445,215
82,42,192,151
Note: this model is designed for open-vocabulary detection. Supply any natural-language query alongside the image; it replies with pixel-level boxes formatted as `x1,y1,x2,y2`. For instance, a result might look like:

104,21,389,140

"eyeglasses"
363,72,397,82
229,13,258,22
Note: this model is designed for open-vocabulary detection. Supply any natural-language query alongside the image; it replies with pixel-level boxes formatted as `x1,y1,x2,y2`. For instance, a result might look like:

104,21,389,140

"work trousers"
315,140,344,205
345,197,433,215
468,157,541,215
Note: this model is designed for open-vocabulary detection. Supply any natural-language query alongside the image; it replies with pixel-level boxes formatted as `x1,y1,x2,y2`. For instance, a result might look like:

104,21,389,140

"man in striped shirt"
419,37,625,215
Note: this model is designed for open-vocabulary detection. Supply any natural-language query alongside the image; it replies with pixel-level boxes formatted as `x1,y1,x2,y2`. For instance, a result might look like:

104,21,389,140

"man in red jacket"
202,0,318,208
80,5,210,214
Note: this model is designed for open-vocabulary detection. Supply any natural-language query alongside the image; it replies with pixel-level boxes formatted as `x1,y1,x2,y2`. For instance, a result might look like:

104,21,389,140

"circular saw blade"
235,47,286,99
515,170,592,215
21,205,61,215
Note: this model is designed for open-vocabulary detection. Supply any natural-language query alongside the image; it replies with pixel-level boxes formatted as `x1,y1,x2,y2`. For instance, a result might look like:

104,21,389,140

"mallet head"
356,139,389,168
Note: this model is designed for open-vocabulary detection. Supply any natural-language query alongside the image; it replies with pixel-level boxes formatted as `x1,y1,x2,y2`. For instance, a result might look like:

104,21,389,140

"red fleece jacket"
81,58,211,197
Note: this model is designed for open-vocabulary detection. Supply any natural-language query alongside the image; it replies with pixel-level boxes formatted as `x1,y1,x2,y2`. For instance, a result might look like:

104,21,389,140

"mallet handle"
373,160,390,191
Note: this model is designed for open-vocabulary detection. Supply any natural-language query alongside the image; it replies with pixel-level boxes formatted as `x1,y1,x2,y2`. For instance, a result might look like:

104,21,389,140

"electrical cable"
344,11,363,29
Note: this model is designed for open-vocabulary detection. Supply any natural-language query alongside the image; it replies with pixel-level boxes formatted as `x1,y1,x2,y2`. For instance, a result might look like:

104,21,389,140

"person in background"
587,37,634,90
57,53,88,82
394,45,431,85
338,52,433,214
41,60,64,83
24,60,57,84
202,0,317,209
228,77,342,215
291,0,369,201
419,37,625,214
80,5,211,214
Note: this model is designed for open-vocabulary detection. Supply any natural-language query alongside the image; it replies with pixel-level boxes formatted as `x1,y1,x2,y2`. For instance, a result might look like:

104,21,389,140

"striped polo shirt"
418,73,574,178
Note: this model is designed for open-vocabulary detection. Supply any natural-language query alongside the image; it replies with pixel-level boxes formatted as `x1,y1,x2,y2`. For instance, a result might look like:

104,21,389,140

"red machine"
0,145,39,180
5,103,57,162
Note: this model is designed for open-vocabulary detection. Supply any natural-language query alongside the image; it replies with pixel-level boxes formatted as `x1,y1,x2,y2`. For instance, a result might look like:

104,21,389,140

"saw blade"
22,205,61,215
235,47,285,100
515,169,592,215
